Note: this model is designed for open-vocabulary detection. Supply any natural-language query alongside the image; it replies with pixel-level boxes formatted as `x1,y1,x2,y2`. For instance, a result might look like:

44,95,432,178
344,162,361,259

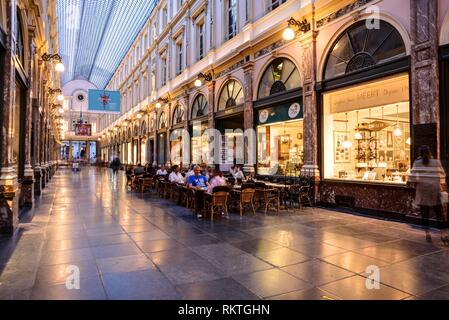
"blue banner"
88,90,121,113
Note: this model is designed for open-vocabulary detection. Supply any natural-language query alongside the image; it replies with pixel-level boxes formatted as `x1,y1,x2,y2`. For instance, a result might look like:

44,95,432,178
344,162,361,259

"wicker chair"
255,182,280,214
239,187,256,217
140,177,154,193
204,186,231,221
185,187,196,212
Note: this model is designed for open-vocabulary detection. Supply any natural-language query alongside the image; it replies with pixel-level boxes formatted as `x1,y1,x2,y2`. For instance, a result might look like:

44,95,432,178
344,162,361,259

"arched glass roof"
56,0,158,89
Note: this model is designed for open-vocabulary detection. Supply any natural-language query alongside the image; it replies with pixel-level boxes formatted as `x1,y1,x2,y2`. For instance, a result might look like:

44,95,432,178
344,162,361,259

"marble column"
243,62,255,175
410,0,440,159
300,30,320,179
0,0,19,234
207,81,216,168
152,113,157,167
300,30,320,204
183,94,190,169
166,103,172,167
34,62,43,196
21,23,37,208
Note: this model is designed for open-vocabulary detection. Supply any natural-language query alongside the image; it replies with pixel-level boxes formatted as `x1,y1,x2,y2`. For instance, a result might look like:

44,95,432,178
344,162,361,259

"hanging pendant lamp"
342,112,352,149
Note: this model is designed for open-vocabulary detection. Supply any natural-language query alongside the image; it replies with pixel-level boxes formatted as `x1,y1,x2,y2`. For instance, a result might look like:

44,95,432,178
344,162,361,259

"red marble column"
207,81,216,167
300,32,320,181
166,103,172,167
152,112,157,167
0,0,19,234
21,23,37,207
33,61,43,195
243,62,255,175
183,94,190,169
410,0,440,159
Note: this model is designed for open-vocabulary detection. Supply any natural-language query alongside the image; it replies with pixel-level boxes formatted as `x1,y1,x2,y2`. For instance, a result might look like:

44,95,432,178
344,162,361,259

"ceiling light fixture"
342,112,352,149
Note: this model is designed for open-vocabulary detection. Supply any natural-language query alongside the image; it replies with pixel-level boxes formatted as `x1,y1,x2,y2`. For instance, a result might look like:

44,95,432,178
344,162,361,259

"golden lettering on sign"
327,74,409,113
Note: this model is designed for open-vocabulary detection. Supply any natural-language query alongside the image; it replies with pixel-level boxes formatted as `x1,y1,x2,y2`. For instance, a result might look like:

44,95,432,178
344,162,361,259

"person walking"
111,156,121,181
409,145,449,245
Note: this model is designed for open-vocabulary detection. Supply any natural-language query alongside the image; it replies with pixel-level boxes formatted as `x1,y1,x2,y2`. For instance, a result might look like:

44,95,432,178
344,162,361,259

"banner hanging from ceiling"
75,124,92,136
88,90,121,113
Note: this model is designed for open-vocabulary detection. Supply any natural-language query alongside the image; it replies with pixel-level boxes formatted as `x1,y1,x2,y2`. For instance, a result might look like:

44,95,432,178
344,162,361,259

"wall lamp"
50,103,65,115
155,97,170,109
195,72,213,87
48,88,65,102
42,53,65,73
283,17,311,41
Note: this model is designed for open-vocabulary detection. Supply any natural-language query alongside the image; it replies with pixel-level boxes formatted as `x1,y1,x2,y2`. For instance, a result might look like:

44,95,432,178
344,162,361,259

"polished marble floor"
1,167,449,300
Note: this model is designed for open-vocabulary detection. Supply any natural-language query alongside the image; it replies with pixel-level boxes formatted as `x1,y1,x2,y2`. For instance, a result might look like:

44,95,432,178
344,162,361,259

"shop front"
254,57,303,177
318,19,415,217
215,79,245,172
126,127,132,165
140,121,148,165
190,94,209,166
157,112,167,166
132,124,139,165
169,104,185,166
256,103,304,177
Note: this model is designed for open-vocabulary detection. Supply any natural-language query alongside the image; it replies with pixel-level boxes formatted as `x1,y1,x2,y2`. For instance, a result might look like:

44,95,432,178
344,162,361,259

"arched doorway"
216,79,245,172
255,57,303,177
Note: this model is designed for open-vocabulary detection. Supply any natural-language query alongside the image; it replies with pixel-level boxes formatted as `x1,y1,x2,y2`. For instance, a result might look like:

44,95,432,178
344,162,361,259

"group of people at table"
133,164,247,217
127,163,245,193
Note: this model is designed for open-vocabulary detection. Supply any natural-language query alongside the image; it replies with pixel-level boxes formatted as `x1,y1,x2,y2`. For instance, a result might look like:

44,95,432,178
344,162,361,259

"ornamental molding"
316,0,376,28
215,59,245,79
255,39,286,59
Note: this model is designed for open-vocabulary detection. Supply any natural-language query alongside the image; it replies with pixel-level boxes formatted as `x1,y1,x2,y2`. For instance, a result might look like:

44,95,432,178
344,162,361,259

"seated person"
133,163,145,175
208,171,226,193
169,165,185,184
156,165,168,176
185,164,195,180
188,165,210,190
232,165,245,180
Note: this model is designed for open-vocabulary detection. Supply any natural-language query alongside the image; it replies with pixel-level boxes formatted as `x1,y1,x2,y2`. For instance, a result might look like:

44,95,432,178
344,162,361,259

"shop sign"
327,74,409,114
257,102,303,125
88,90,121,114
75,124,92,136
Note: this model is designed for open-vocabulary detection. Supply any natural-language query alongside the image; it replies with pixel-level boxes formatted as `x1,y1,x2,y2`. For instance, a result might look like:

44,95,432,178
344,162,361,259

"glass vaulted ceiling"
57,0,158,89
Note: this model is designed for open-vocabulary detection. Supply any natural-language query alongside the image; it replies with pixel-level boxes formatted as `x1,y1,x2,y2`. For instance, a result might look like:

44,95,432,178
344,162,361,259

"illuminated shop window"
322,74,411,184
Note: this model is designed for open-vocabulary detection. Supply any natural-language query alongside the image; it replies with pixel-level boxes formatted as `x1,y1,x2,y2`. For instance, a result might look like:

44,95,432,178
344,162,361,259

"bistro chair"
170,183,181,202
239,184,256,217
185,187,196,212
255,182,280,215
140,177,154,193
156,179,166,198
204,186,231,221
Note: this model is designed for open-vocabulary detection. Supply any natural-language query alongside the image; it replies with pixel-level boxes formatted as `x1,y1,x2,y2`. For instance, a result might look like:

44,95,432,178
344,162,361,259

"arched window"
191,94,208,118
141,121,147,136
324,20,406,79
133,124,139,137
172,104,184,125
158,112,166,130
218,79,244,111
127,128,132,140
257,58,301,100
